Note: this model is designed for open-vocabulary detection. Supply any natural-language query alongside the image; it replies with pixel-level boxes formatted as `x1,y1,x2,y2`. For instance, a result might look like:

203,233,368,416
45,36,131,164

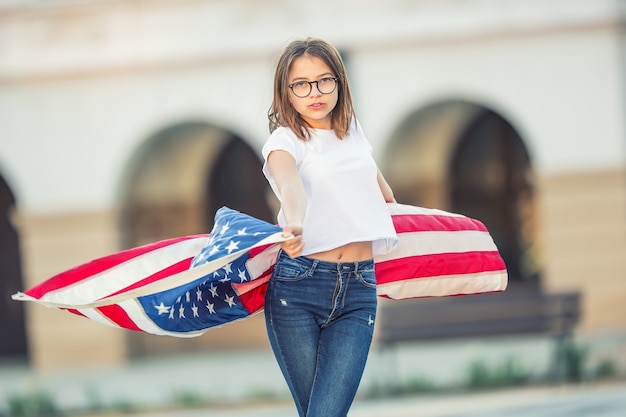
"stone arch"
0,172,28,361
382,100,542,287
118,121,275,356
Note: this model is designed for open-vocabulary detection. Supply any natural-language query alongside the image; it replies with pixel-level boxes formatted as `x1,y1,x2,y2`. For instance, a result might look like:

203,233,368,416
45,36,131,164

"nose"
309,81,322,96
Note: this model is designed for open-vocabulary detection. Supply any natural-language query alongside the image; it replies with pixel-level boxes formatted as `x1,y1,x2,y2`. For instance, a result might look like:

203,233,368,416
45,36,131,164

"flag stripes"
12,204,507,337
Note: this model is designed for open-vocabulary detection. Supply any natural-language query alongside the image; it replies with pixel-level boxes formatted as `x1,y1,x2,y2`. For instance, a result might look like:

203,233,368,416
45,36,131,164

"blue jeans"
264,250,377,417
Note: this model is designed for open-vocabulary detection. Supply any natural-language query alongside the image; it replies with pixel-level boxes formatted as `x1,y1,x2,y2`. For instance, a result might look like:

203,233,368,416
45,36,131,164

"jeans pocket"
356,269,377,289
274,264,307,282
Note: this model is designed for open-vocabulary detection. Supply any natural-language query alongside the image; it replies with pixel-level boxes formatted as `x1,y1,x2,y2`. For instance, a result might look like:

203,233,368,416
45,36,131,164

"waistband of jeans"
278,250,374,272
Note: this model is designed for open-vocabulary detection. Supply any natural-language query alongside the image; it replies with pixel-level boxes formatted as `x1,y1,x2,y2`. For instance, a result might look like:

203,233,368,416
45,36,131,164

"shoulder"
348,119,372,150
262,127,306,161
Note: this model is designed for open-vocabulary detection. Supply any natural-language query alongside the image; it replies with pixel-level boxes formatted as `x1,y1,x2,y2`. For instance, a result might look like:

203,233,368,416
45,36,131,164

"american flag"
12,204,507,337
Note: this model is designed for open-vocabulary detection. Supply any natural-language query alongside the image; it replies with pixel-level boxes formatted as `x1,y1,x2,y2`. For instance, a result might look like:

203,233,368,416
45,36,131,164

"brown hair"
268,37,355,141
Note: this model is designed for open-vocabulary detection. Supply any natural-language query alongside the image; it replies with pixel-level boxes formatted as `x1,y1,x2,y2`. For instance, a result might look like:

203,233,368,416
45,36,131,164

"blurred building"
0,0,624,369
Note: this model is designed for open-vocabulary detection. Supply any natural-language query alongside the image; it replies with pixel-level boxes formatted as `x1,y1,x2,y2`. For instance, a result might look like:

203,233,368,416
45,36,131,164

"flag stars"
155,303,170,315
225,294,235,307
238,269,247,282
208,244,221,256
237,227,247,235
222,263,233,275
220,222,230,235
206,301,215,314
191,304,199,318
169,307,175,319
225,240,240,254
196,289,203,301
179,305,185,319
209,283,218,298
185,291,191,302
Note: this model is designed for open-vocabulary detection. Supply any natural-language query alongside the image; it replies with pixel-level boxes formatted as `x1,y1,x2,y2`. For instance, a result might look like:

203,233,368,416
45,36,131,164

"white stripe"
115,299,204,338
38,237,208,304
246,244,280,280
388,203,467,218
375,230,499,262
376,270,508,299
32,232,289,308
75,308,120,329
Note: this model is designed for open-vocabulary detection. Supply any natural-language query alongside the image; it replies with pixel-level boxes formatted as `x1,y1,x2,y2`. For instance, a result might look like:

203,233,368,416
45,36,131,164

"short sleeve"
262,127,304,163
261,127,306,196
353,119,373,154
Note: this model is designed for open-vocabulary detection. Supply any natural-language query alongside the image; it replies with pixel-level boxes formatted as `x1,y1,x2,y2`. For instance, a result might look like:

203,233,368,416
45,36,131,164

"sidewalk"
90,382,626,417
2,335,625,416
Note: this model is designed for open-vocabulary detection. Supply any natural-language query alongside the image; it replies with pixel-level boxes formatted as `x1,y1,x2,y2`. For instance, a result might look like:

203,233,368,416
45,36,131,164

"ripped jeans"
264,250,377,417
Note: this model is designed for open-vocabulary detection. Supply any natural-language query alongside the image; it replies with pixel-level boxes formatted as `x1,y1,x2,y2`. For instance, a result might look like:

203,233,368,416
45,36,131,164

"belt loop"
308,259,318,277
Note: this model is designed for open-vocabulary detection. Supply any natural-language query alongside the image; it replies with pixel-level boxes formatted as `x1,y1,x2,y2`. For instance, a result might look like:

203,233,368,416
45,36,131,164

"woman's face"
287,54,339,130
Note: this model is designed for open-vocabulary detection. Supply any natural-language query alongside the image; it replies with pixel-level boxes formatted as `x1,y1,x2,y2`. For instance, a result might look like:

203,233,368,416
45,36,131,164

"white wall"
0,0,623,213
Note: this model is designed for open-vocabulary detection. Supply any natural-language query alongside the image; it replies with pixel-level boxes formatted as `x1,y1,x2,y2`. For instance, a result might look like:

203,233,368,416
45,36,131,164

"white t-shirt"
262,120,398,256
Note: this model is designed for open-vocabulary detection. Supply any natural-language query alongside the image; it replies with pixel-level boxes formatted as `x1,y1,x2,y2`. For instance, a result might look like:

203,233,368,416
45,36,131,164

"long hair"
268,37,355,141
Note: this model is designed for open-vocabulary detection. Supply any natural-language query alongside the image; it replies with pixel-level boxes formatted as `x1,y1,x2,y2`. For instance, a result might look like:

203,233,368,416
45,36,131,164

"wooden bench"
377,289,581,344
375,287,582,382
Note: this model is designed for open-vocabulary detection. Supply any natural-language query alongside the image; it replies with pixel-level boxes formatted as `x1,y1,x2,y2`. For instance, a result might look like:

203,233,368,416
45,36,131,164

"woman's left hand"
281,225,304,258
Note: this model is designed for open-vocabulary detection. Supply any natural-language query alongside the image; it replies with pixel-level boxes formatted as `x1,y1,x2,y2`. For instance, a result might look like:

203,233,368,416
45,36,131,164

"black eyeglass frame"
288,77,339,98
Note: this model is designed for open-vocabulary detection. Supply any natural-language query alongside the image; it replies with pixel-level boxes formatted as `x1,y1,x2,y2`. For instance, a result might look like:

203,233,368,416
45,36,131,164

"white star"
176,296,182,304
219,276,231,283
222,263,233,275
154,302,170,315
237,227,247,235
179,305,185,319
196,289,203,301
185,291,191,302
169,307,175,319
213,270,220,277
194,252,208,264
238,269,247,282
206,301,215,314
225,240,240,254
220,222,230,235
208,244,221,256
209,283,218,298
225,294,235,307
191,304,199,318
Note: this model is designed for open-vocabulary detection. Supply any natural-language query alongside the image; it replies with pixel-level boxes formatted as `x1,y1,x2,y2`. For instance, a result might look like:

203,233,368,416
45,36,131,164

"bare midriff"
306,241,373,263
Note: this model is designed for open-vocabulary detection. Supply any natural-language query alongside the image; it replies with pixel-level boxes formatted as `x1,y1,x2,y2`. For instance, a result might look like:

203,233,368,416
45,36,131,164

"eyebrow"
290,72,335,82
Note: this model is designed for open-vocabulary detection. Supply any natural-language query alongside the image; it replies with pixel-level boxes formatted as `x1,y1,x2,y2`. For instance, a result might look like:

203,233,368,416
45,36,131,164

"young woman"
261,37,398,417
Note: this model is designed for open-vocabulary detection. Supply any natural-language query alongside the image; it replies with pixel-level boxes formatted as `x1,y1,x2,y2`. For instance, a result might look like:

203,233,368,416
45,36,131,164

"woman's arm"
266,150,307,257
377,168,397,203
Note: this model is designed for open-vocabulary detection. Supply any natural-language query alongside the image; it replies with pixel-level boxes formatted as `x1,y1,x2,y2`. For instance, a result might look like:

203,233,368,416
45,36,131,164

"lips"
309,102,325,109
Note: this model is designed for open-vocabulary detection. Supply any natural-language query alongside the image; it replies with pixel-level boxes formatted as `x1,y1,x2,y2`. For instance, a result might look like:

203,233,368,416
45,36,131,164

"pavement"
2,334,625,416
146,383,626,417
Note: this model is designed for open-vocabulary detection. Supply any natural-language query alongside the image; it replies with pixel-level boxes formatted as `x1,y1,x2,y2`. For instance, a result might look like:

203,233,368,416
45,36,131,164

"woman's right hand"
281,225,304,258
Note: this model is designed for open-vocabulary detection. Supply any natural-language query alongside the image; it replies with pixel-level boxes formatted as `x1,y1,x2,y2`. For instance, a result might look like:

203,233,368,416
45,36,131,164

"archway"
382,100,542,287
0,174,28,362
118,121,275,356
450,107,540,285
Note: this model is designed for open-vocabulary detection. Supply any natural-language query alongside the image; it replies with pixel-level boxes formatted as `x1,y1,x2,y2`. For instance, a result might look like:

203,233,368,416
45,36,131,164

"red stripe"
102,258,193,299
237,265,274,314
25,235,208,299
375,251,506,284
97,304,142,332
238,281,268,315
392,214,488,234
249,243,274,259
65,308,86,317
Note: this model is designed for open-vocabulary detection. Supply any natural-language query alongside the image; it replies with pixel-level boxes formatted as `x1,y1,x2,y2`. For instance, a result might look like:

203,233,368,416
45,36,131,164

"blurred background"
0,0,625,415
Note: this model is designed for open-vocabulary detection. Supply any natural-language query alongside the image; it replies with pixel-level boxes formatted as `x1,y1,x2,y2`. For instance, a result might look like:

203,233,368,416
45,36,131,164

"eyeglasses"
288,77,339,98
